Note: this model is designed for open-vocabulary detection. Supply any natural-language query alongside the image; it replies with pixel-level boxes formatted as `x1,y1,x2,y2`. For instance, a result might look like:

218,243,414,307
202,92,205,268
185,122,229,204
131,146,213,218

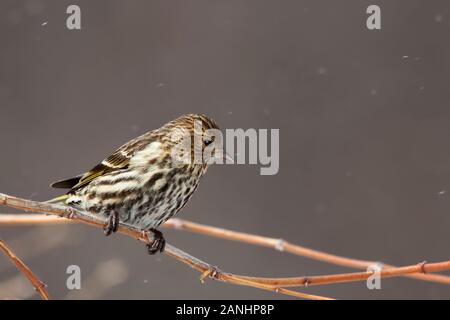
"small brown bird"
49,114,224,254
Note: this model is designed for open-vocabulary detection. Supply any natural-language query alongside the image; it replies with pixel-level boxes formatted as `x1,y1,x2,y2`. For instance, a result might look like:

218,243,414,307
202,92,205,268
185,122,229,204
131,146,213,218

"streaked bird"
49,114,225,254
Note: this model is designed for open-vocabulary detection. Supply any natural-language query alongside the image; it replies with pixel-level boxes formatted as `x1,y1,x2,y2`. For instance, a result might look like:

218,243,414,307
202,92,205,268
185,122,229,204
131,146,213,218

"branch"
236,260,450,287
163,219,450,285
2,193,450,299
0,239,50,300
0,192,332,300
3,213,450,285
0,214,75,225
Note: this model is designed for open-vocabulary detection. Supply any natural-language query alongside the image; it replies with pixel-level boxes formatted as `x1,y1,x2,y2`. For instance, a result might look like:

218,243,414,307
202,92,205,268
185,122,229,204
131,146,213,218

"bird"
49,114,226,254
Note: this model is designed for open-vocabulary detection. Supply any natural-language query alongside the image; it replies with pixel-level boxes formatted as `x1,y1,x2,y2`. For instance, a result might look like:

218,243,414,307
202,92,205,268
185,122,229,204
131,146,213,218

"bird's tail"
46,194,70,204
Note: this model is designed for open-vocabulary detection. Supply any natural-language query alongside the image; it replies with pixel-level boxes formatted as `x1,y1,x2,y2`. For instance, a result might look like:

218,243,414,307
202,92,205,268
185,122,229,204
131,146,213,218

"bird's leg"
103,210,119,236
145,228,166,255
62,207,77,219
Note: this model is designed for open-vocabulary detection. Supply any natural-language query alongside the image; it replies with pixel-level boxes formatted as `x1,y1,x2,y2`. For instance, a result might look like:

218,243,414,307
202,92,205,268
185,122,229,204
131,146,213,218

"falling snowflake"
434,15,444,23
317,67,327,75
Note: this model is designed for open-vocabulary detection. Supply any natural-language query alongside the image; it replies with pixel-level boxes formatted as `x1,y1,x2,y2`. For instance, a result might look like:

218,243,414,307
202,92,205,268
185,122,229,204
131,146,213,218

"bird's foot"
103,210,119,236
145,228,166,255
62,207,77,219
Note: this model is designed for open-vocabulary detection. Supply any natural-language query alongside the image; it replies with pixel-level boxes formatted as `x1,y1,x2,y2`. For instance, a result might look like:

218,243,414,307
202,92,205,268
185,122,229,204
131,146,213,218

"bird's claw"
145,228,166,255
63,207,77,219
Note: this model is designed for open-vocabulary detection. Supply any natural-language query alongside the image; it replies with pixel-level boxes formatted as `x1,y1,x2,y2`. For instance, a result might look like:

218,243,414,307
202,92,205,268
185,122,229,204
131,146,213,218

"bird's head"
158,114,229,173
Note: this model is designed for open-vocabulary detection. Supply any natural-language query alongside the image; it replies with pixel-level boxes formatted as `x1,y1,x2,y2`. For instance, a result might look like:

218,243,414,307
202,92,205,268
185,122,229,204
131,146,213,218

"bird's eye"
204,139,213,146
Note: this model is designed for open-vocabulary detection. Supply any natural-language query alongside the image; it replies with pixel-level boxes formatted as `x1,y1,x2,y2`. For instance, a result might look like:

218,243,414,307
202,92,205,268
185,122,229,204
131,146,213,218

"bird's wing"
51,149,132,192
73,151,132,190
51,133,154,192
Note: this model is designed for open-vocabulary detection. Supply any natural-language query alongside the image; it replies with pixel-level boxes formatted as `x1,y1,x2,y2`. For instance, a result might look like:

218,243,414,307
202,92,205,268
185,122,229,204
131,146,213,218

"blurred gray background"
1,0,450,299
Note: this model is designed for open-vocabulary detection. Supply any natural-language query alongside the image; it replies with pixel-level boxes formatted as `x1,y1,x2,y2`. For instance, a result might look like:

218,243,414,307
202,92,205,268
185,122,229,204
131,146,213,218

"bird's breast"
77,165,201,230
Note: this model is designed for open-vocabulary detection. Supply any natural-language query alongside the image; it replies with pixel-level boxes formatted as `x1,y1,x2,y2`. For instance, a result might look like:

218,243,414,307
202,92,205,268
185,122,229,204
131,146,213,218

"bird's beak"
214,150,234,164
222,151,234,164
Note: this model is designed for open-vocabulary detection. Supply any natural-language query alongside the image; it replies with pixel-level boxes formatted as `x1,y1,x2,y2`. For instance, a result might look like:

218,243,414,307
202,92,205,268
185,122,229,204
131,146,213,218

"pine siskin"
49,114,226,254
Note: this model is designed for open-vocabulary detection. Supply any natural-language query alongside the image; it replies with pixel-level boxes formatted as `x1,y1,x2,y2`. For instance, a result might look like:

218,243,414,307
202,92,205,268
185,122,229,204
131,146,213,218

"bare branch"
164,218,450,285
2,213,449,285
237,260,450,287
0,214,74,225
0,239,50,300
0,192,332,300
2,192,450,300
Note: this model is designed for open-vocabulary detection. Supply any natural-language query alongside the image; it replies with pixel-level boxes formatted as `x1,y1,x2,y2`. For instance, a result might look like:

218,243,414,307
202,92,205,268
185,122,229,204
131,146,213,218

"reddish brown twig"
0,192,332,300
3,213,449,285
2,193,450,299
237,260,450,287
0,214,74,225
163,218,450,285
0,239,50,300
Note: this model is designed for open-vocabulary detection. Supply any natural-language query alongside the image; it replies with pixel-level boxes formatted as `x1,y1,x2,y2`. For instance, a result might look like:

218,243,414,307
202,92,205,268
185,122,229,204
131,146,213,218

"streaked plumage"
50,114,221,254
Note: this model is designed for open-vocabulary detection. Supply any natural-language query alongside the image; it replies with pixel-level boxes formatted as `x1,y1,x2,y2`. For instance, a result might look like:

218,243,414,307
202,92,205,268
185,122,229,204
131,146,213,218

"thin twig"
164,244,332,300
2,213,449,285
236,260,450,287
0,192,332,300
0,214,74,225
0,239,50,300
163,218,450,285
1,193,450,298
